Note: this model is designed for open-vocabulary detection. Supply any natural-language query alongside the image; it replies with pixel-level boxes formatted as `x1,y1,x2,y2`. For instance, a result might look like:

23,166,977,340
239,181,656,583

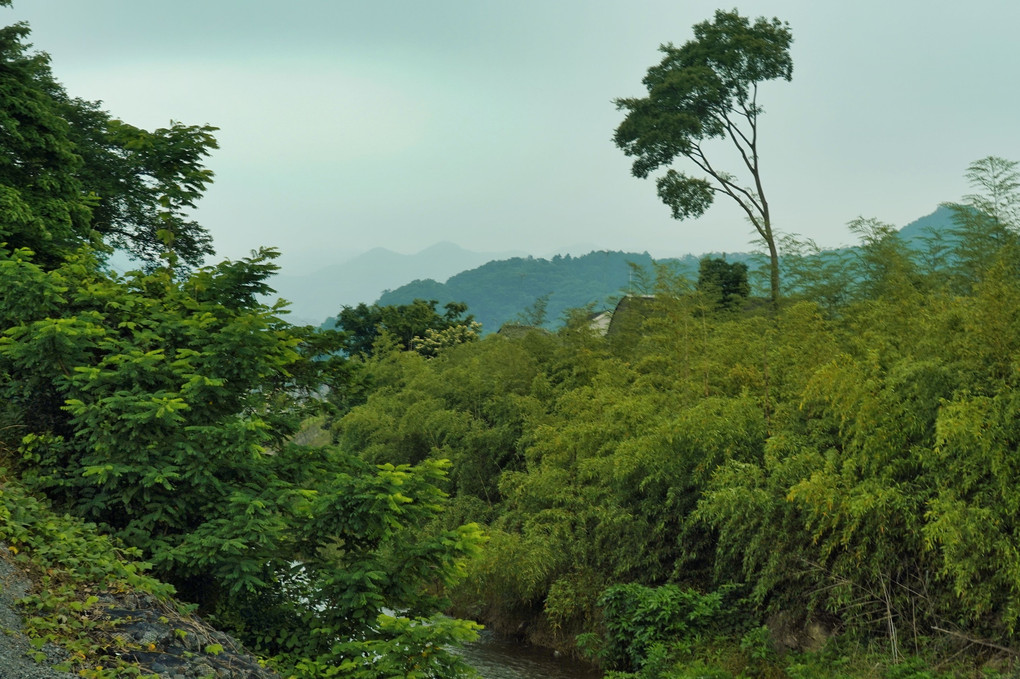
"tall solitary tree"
614,10,793,307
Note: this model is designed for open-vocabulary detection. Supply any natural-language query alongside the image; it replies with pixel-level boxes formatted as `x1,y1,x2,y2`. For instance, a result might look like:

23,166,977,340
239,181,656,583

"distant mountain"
376,250,707,334
897,204,958,247
266,242,526,325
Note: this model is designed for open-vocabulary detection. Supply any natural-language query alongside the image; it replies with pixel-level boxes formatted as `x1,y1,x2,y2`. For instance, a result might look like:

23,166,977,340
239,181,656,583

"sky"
6,1,1020,273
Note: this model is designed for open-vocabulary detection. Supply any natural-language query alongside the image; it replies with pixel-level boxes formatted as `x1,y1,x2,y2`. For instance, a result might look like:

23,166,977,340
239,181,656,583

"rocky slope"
0,548,279,679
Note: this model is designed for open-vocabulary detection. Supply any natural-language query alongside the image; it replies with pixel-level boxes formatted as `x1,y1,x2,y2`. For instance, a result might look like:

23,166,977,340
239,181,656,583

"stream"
455,630,603,679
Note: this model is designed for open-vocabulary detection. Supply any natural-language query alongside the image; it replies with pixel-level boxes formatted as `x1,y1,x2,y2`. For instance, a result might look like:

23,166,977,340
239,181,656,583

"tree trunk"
766,233,780,310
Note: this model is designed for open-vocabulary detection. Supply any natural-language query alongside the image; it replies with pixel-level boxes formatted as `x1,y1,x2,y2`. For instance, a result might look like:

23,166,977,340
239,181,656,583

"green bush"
582,583,728,672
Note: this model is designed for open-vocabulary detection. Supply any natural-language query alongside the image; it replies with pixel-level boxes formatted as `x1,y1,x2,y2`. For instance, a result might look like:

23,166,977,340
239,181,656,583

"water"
455,631,603,679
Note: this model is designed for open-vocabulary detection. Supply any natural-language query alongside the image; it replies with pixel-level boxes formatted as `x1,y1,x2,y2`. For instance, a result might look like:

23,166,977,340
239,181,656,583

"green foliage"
0,477,172,599
847,216,923,301
0,247,302,566
778,234,853,313
5,17,1020,676
513,292,552,327
0,242,484,676
959,156,1020,228
0,476,179,675
63,105,219,269
693,174,1020,666
0,18,217,268
278,614,482,679
883,657,941,679
944,156,1020,294
697,257,750,310
0,22,92,266
336,334,554,513
0,20,486,671
614,11,793,182
333,298,476,357
582,583,729,672
378,250,705,334
333,157,1020,677
248,454,485,678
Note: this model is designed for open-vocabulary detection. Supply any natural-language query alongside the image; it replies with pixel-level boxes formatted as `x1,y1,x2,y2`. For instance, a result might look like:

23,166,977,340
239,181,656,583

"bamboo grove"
329,157,1020,676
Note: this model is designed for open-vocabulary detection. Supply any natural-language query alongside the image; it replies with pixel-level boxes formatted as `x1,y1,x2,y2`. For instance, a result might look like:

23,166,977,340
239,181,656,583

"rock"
92,592,281,678
0,555,76,679
0,546,281,678
767,610,834,653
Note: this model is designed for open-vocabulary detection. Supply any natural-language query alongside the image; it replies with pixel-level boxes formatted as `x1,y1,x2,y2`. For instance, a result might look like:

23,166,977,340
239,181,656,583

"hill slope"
376,250,706,333
373,207,958,334
897,204,958,247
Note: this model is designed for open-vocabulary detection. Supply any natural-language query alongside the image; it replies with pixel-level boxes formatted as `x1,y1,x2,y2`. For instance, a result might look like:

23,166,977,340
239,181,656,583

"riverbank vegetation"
328,156,1020,678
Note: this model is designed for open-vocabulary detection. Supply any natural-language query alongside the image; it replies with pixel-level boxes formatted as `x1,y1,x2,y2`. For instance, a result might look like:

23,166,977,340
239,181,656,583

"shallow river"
455,631,603,679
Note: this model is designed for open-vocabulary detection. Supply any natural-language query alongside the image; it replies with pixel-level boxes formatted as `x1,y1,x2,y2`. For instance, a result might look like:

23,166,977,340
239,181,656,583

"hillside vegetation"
0,15,481,678
328,161,1020,677
376,250,709,332
269,242,528,325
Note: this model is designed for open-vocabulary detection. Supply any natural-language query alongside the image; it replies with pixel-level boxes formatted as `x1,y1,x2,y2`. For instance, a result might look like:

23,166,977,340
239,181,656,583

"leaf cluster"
0,18,217,269
0,244,486,677
332,298,475,357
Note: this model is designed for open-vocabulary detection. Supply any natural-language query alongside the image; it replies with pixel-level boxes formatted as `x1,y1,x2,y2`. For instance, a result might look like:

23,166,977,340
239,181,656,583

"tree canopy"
333,298,477,357
697,256,750,309
8,5,1020,678
0,18,217,269
329,157,1020,675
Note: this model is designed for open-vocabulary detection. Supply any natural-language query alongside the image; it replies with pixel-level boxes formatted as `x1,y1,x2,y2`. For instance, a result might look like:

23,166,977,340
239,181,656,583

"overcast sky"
6,1,1020,272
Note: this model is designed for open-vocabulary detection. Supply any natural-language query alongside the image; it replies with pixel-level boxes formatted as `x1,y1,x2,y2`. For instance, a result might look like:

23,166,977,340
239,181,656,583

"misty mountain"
267,241,526,325
896,204,958,247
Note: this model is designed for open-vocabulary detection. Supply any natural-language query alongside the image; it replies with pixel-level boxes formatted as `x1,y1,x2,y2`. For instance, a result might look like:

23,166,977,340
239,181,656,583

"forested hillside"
376,250,720,332
268,241,527,325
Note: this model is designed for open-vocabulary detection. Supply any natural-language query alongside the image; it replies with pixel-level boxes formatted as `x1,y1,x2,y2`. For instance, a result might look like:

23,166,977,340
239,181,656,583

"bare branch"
688,144,762,214
720,115,757,177
933,627,1019,656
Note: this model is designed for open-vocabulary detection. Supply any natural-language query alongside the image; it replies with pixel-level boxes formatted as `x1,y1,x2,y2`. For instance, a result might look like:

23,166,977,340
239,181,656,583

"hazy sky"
6,1,1020,271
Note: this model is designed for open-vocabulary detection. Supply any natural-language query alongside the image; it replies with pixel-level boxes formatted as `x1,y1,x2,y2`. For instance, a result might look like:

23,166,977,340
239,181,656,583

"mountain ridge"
275,207,956,328
267,242,527,324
